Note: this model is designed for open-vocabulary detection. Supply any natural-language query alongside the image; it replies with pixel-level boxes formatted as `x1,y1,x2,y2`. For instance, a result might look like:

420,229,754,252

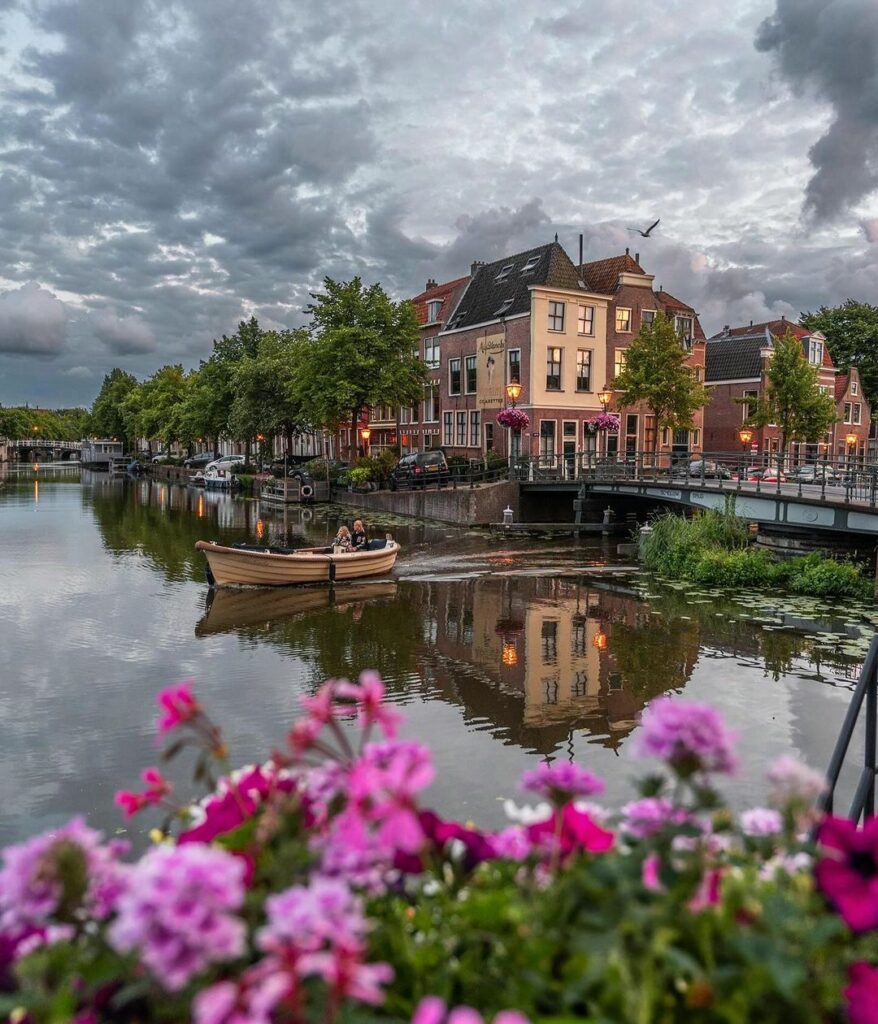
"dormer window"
494,297,514,318
520,255,540,273
853,381,859,396
449,310,466,328
495,264,514,282
675,315,694,349
808,338,824,365
426,299,442,323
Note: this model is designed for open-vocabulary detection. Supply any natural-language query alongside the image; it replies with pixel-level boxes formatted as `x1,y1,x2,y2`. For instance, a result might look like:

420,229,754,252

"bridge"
511,451,878,538
2,439,81,462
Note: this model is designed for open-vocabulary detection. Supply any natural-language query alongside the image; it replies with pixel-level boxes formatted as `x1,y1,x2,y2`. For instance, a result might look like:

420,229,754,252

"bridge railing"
820,635,878,823
509,449,878,506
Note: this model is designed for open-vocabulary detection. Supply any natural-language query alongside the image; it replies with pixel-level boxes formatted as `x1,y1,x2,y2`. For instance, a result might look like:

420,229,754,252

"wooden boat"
195,580,399,636
195,537,400,587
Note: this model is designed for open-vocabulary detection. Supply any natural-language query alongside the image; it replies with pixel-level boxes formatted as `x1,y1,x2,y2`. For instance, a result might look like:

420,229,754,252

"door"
625,414,639,459
539,421,556,468
563,421,577,478
672,428,690,465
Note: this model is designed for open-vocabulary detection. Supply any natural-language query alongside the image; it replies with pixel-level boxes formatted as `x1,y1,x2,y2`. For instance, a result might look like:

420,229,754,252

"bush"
302,458,344,483
348,466,371,489
641,506,871,600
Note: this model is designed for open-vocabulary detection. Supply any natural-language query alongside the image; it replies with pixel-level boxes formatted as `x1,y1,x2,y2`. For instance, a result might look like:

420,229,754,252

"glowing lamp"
501,641,518,667
738,427,753,446
592,630,608,652
597,388,612,410
360,428,371,443
505,381,523,404
846,433,858,447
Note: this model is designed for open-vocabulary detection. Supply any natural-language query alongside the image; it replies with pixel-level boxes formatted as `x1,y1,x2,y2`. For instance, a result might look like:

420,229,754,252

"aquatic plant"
1,675,876,1023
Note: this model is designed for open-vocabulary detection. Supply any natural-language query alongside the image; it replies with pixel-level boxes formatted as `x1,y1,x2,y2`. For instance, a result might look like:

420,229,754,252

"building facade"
578,251,707,459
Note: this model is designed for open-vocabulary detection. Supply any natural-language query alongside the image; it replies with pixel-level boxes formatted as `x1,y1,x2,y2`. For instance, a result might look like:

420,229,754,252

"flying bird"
628,218,660,238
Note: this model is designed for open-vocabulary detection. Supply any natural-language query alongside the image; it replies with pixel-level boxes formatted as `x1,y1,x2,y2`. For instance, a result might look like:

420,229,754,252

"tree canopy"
800,300,878,407
87,369,139,446
610,312,709,453
293,278,425,455
747,331,837,456
0,406,88,441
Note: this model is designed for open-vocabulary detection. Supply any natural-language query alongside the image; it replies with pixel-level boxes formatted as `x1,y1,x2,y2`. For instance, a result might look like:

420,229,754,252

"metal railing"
821,636,878,822
382,460,511,492
507,449,878,506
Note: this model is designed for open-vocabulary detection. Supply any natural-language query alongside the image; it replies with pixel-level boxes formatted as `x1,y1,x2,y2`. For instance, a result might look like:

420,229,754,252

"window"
540,420,556,462
809,339,824,366
743,389,758,422
625,414,638,457
424,337,439,368
409,401,419,423
399,406,410,425
548,301,565,332
613,349,627,379
546,347,562,390
675,315,694,349
616,307,631,333
449,357,461,395
521,255,540,273
423,385,439,423
443,412,453,446
484,422,494,452
456,411,467,446
494,297,514,317
854,403,862,425
578,304,595,335
465,355,477,393
469,411,480,446
641,309,656,327
661,427,670,446
495,264,514,282
576,349,592,392
644,415,656,453
541,621,558,664
693,428,701,447
694,366,703,382
853,381,859,396
423,433,434,449
449,310,466,328
508,349,521,384
426,299,442,323
844,402,852,424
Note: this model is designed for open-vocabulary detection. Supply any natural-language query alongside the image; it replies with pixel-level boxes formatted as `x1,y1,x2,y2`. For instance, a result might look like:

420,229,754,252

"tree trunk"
350,407,360,461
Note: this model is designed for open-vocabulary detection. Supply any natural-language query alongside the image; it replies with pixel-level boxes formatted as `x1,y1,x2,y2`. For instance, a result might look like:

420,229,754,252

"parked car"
151,452,173,464
684,459,733,480
789,464,842,485
205,454,246,473
743,466,786,482
184,452,219,470
388,451,449,489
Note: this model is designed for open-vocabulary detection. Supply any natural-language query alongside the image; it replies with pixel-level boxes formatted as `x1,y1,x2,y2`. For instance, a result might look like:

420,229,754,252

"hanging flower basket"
496,408,530,431
586,412,621,433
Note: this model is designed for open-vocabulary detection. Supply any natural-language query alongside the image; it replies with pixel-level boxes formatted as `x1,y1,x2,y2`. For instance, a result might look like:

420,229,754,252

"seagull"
628,218,660,238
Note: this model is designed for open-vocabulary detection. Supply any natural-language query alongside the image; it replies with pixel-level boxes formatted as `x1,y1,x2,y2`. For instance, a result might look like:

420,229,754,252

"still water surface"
0,466,868,846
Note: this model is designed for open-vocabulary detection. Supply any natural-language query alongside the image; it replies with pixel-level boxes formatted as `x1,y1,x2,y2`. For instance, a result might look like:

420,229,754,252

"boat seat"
365,539,387,551
232,543,302,555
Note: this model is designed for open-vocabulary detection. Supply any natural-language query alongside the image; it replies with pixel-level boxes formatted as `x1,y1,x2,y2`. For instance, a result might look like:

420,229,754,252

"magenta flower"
635,697,738,775
156,680,200,734
114,767,173,819
0,818,126,934
193,969,292,1024
621,797,690,839
300,680,341,725
845,962,878,1024
412,998,530,1024
525,804,614,861
816,816,878,933
258,878,367,956
740,807,783,837
109,844,246,991
642,853,662,891
353,671,405,738
297,948,393,1004
496,408,530,431
689,868,723,912
520,762,604,805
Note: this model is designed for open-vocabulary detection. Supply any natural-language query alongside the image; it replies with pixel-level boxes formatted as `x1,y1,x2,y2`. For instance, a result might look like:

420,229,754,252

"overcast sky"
0,0,876,407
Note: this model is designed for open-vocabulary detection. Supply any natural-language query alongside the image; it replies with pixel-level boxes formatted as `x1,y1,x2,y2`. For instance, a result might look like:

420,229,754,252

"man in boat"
351,519,368,551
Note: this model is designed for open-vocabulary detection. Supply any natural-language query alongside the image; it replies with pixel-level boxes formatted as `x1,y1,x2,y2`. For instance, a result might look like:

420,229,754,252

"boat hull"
195,540,400,587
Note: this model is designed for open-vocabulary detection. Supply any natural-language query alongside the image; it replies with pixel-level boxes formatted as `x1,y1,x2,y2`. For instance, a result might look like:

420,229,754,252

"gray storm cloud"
0,283,67,357
756,0,878,220
90,310,156,355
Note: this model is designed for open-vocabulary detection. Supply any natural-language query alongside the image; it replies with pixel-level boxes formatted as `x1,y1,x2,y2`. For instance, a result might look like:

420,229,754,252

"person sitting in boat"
351,519,368,551
332,525,352,550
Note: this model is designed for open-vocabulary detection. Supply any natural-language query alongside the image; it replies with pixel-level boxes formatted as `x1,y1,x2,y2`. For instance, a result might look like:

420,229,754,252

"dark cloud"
90,310,156,355
756,0,878,220
0,283,67,357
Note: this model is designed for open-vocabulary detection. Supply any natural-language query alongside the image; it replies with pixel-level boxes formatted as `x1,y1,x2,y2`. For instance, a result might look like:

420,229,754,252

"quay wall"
332,481,520,526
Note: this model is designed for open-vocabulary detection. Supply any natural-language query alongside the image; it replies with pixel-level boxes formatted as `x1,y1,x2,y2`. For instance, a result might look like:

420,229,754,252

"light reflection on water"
0,467,867,847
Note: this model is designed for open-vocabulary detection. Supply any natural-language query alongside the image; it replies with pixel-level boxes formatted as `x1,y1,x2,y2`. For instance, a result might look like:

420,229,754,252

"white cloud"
0,282,67,357
62,365,94,378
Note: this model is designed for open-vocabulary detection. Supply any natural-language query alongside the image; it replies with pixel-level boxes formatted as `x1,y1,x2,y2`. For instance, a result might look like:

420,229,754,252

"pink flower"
642,853,662,891
298,948,393,1004
412,999,530,1024
193,968,292,1024
156,680,200,734
621,797,689,839
108,845,246,991
353,671,404,738
520,762,604,804
816,816,878,932
114,767,173,819
740,807,783,837
490,826,532,861
766,755,825,807
689,869,722,912
300,681,340,724
845,962,878,1024
179,764,296,845
525,805,614,861
258,878,367,956
636,697,738,775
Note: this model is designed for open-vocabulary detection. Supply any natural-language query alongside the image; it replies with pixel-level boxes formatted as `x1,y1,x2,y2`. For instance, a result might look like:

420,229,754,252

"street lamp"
505,381,523,406
846,432,858,448
592,630,608,652
738,427,753,447
597,387,613,411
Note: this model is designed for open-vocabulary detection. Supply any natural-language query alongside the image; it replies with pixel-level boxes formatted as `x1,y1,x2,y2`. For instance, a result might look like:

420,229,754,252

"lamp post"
360,426,371,458
505,381,523,407
598,387,612,411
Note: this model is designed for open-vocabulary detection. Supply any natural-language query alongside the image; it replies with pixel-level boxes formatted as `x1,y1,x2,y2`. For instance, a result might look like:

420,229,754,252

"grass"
641,503,872,600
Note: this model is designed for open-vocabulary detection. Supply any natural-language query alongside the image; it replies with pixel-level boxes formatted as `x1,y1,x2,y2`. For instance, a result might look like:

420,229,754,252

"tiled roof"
713,319,834,368
442,242,585,332
578,253,645,294
835,373,849,403
411,275,469,327
656,290,707,341
704,332,770,383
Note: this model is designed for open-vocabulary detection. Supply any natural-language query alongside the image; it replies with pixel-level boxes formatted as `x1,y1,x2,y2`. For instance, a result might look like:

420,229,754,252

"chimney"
781,314,786,320
750,319,753,327
635,252,639,264
625,246,629,256
723,324,730,335
579,233,583,267
554,232,558,243
425,278,436,291
470,260,484,276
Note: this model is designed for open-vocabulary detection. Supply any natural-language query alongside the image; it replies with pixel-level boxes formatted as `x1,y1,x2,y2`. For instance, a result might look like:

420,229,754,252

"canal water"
0,466,869,847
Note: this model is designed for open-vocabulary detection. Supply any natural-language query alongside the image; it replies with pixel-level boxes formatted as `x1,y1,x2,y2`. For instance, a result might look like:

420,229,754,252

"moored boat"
194,537,400,587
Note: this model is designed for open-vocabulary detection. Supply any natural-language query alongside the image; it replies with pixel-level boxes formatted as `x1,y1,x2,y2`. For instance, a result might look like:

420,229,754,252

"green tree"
747,331,837,464
87,369,139,447
610,312,709,455
294,278,425,457
124,365,189,451
800,300,878,406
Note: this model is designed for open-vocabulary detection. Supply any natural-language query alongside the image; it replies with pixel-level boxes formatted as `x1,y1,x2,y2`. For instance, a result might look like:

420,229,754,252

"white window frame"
546,346,562,391
548,301,565,333
426,300,442,324
675,315,694,350
844,402,852,424
809,339,824,366
854,403,862,425
423,384,439,424
464,354,477,394
641,309,656,327
456,410,467,447
442,412,453,446
508,348,521,384
743,389,758,423
577,304,595,336
616,307,632,333
576,349,592,392
449,357,462,396
424,336,439,368
469,410,480,447
852,381,859,396
613,348,627,379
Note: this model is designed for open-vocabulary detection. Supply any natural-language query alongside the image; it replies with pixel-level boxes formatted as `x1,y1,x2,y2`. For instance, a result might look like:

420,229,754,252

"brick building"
436,241,611,465
578,250,707,459
702,319,871,461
